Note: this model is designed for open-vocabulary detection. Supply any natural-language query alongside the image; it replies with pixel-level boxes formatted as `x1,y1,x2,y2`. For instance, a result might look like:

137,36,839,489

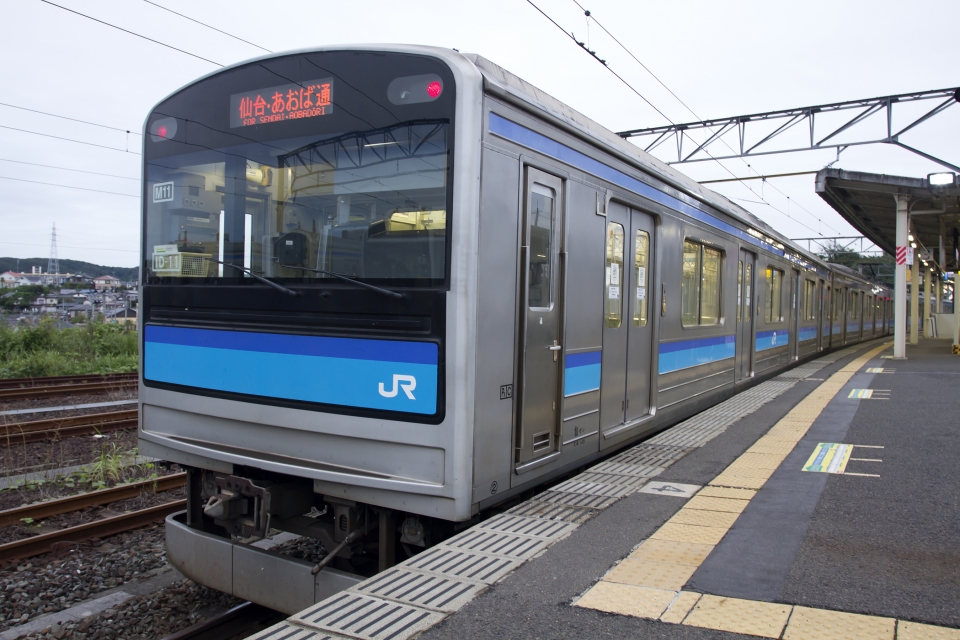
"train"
137,45,892,613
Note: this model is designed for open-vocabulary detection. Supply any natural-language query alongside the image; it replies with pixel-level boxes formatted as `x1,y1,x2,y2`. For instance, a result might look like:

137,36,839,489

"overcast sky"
2,0,958,268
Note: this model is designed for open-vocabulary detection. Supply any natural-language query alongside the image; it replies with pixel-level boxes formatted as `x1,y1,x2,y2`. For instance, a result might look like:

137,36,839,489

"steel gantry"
618,88,960,171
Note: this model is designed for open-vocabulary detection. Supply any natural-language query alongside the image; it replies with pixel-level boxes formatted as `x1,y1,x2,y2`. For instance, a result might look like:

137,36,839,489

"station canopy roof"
816,168,960,271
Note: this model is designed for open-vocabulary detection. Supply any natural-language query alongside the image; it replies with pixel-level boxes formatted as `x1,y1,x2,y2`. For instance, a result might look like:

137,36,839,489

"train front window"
143,51,455,288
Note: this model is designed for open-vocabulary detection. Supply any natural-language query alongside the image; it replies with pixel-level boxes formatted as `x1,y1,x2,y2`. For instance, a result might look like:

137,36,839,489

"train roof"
463,53,835,273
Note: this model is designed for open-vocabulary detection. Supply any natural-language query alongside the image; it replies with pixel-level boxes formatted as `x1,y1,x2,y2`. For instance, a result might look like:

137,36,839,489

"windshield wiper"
204,258,301,297
279,265,403,299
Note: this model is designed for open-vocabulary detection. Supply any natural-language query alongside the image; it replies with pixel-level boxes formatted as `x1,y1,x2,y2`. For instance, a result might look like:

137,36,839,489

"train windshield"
143,51,455,288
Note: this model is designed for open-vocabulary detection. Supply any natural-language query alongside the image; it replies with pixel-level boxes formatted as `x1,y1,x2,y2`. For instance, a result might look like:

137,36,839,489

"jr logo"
378,374,417,400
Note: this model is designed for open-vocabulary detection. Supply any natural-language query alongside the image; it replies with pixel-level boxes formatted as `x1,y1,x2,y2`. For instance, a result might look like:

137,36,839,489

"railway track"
161,602,286,640
0,473,186,562
0,377,138,402
0,408,139,444
0,372,138,390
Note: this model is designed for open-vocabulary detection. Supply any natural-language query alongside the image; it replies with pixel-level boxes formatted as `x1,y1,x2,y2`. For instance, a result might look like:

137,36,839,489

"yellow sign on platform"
803,443,852,474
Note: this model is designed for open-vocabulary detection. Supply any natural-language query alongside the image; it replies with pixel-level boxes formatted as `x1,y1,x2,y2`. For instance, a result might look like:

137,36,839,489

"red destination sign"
230,78,334,128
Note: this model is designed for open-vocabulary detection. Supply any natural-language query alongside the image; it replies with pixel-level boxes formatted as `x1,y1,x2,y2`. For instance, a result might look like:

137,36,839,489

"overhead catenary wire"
142,1,272,53
569,1,842,236
0,175,138,198
526,0,825,238
0,158,139,181
0,125,140,155
37,0,223,67
0,240,138,254
0,102,140,136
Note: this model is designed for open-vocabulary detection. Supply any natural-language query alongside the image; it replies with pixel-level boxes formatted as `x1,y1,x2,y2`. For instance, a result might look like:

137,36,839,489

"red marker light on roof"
427,81,442,99
157,125,167,138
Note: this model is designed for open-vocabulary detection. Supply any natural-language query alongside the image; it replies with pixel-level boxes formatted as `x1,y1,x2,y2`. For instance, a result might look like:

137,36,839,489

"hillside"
0,257,138,282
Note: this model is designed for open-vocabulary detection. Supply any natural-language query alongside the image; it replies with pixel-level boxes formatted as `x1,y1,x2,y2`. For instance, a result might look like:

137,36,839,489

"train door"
599,203,629,435
789,269,800,360
625,210,655,423
515,169,564,466
736,249,756,380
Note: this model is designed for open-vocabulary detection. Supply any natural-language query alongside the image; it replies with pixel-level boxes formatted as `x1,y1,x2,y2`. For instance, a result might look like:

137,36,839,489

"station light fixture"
911,242,918,248
928,172,957,188
908,234,914,242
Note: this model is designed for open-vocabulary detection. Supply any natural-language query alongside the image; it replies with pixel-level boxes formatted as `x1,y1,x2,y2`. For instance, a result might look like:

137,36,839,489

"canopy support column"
894,195,908,358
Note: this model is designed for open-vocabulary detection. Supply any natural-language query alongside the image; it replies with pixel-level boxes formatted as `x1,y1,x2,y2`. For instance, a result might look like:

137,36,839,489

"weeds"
0,317,137,378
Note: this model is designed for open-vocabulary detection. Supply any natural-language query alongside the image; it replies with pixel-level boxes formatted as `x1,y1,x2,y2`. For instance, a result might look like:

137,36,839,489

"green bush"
0,318,138,378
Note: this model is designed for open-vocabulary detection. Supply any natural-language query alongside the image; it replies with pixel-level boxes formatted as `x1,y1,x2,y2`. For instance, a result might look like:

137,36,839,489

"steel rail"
0,472,185,527
0,409,139,444
160,601,285,640
0,499,186,563
0,372,137,390
0,380,137,402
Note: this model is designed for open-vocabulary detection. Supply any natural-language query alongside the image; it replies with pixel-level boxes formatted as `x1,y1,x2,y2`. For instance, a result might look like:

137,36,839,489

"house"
0,271,21,288
105,307,137,325
93,275,120,291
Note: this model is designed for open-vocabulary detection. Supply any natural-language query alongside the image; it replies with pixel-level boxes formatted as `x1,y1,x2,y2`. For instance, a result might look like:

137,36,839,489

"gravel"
10,580,243,640
1,431,139,483
0,525,169,633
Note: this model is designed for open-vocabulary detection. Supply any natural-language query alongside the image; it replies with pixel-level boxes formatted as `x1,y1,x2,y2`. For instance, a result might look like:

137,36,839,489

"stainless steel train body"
137,45,891,610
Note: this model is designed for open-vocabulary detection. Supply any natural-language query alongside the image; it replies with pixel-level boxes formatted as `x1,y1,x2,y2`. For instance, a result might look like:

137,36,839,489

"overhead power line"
527,1,828,237
700,171,819,184
0,175,139,197
0,124,140,155
142,1,272,53
38,0,223,67
0,102,140,135
0,240,138,254
0,158,139,181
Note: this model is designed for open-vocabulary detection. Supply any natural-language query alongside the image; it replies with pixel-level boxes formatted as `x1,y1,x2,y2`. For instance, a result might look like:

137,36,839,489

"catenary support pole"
911,260,920,344
954,274,959,349
924,269,932,337
894,195,908,358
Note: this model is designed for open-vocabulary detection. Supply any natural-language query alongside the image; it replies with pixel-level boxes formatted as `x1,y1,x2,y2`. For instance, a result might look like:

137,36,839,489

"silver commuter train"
137,45,892,612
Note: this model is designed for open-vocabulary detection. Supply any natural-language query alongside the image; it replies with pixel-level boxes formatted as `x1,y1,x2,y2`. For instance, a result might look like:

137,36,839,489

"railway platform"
251,337,960,640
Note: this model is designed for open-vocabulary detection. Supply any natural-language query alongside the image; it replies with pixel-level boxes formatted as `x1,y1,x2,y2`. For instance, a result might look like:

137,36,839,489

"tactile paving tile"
667,508,739,529
629,539,715,566
720,464,777,478
247,622,352,640
695,486,756,500
684,594,792,638
685,495,751,513
550,478,635,497
660,590,701,624
353,567,482,613
782,606,895,640
731,452,787,470
650,522,728,545
589,460,664,477
576,471,651,489
476,513,578,540
505,500,596,524
897,620,960,640
403,546,521,584
604,558,697,590
292,593,444,640
534,490,618,510
709,474,767,490
574,581,676,619
440,528,546,560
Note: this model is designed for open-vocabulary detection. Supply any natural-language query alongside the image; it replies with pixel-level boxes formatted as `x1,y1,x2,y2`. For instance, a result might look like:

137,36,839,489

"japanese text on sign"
230,78,334,128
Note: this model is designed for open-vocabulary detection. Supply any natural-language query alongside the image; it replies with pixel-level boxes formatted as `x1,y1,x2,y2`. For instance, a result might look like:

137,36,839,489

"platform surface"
252,338,960,640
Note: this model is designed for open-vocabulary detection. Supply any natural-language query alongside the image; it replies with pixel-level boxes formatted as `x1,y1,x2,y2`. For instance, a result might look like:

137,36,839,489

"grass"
0,318,138,378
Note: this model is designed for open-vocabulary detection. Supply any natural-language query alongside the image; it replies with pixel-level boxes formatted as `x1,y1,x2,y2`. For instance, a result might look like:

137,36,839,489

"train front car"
138,47,482,611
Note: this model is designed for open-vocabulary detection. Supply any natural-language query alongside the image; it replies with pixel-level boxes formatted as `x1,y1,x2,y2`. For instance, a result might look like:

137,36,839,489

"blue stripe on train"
144,326,439,415
658,335,735,375
756,329,789,352
799,327,818,342
564,350,601,396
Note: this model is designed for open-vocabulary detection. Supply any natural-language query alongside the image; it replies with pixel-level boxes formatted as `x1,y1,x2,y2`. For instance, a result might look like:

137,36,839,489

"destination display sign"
230,78,333,128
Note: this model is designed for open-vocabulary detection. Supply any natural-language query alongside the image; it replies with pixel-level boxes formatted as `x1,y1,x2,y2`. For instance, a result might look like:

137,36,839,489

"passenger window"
851,292,859,319
605,222,624,328
633,230,649,327
681,240,722,326
737,261,743,322
764,267,783,322
528,189,554,309
803,280,816,321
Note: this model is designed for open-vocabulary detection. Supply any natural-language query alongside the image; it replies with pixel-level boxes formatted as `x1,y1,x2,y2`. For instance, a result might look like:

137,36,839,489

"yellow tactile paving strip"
575,342,960,638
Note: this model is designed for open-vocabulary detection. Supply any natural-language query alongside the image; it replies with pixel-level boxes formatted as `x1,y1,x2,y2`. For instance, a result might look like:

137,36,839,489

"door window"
605,222,625,327
737,260,743,322
528,188,554,309
682,240,722,326
765,267,783,322
633,230,650,327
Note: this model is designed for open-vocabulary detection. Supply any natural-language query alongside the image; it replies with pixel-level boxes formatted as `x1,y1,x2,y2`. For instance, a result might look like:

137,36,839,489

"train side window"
765,266,783,322
528,188,554,309
737,260,743,322
803,280,816,321
681,240,722,326
851,291,860,319
605,222,624,328
633,230,649,327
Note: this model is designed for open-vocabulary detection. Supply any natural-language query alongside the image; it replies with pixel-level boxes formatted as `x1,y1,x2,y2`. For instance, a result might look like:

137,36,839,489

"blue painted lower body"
144,341,438,415
564,363,601,396
799,327,818,342
756,329,789,352
658,337,735,375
